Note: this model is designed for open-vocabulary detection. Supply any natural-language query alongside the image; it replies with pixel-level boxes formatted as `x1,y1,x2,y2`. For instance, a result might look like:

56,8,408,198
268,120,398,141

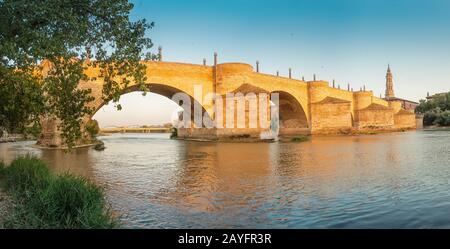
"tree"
0,66,45,133
85,119,100,138
434,110,450,126
416,92,450,126
0,0,157,148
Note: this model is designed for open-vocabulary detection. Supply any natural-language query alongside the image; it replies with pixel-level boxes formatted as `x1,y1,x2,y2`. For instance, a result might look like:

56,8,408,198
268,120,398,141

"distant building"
383,65,419,112
386,97,419,111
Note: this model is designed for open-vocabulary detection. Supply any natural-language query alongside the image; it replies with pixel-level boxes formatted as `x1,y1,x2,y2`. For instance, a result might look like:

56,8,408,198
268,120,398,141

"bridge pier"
37,116,97,148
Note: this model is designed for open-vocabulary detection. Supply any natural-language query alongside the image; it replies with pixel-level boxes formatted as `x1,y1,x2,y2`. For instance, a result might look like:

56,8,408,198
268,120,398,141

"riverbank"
422,125,450,130
0,134,35,143
0,156,118,229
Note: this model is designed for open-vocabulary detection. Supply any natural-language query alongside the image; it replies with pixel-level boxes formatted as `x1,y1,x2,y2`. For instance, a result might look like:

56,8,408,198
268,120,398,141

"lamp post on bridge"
256,60,260,73
289,68,292,79
214,52,217,66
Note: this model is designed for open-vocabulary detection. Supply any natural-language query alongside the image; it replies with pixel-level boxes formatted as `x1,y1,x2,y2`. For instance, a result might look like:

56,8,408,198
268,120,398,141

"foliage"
85,119,100,138
170,127,178,139
0,161,5,176
0,0,155,148
0,156,117,228
416,92,450,126
0,67,45,134
23,122,42,139
422,107,442,126
434,110,450,126
44,59,97,146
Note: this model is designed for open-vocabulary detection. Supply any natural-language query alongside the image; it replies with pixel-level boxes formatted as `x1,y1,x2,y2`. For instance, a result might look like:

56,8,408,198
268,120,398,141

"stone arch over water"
271,90,309,135
91,83,212,127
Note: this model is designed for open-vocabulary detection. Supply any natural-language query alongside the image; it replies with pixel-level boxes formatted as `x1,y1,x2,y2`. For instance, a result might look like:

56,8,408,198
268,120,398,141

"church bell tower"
385,64,395,99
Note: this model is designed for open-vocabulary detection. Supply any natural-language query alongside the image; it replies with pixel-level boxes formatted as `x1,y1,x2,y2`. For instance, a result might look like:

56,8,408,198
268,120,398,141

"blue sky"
94,0,450,127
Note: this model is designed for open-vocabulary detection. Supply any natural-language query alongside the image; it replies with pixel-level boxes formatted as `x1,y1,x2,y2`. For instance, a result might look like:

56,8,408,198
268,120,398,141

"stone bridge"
38,59,416,146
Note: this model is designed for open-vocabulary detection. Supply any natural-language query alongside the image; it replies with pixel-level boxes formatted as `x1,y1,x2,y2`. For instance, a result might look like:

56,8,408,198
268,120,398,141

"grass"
0,161,4,174
291,135,309,142
0,161,5,188
0,155,118,229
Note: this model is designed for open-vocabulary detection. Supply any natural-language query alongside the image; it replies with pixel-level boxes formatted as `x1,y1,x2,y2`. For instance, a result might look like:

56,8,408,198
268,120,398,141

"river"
1,130,450,228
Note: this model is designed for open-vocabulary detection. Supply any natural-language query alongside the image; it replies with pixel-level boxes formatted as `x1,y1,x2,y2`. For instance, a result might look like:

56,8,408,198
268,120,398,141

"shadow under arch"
91,83,212,126
271,90,309,135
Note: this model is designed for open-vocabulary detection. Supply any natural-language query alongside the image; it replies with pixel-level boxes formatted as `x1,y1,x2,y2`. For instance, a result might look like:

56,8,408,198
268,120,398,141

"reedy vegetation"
0,156,118,228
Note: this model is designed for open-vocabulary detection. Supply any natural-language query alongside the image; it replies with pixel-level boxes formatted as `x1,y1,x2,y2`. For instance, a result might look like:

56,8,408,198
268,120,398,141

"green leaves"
43,58,95,147
0,65,45,133
0,0,154,148
417,92,450,126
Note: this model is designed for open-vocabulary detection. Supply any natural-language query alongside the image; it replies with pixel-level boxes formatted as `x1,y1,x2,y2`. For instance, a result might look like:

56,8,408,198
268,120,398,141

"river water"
1,130,450,228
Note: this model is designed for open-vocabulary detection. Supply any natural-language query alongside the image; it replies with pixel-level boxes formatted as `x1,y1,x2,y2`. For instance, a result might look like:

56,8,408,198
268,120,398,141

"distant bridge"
100,127,170,134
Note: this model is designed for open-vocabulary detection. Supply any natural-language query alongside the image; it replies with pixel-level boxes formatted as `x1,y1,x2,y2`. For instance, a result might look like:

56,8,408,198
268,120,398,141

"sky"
94,0,450,127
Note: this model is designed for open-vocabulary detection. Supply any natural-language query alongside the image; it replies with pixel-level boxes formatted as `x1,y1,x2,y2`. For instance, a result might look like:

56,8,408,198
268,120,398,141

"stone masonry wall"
394,111,416,129
355,108,394,129
310,101,353,134
37,60,418,147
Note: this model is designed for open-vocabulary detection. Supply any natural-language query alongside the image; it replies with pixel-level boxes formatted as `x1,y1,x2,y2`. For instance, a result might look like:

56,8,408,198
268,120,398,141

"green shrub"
26,174,117,229
1,156,118,229
4,155,51,197
423,107,442,126
434,110,450,126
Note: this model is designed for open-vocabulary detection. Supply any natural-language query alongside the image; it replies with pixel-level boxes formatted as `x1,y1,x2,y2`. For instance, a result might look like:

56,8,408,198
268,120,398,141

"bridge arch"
90,83,212,127
271,90,309,135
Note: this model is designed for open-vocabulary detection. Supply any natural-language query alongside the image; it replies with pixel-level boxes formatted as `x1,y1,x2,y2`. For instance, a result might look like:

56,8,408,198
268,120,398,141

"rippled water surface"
1,130,450,228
